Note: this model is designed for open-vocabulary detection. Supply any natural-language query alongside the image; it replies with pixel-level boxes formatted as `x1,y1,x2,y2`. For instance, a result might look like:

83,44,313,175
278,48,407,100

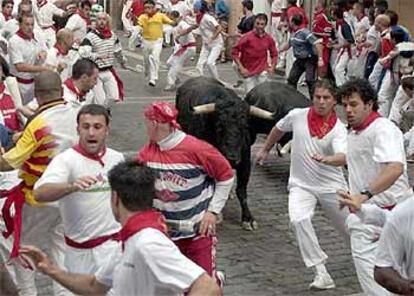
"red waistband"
271,12,282,17
16,77,35,84
64,232,119,249
41,25,56,31
381,204,395,211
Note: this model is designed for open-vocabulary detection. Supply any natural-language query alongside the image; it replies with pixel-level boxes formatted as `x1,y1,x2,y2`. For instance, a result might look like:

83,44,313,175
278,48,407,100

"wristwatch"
360,190,373,199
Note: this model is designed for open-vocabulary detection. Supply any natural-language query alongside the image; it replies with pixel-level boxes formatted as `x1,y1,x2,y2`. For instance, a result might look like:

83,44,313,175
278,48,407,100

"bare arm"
312,153,347,167
20,245,110,296
255,126,285,165
0,156,14,171
14,63,50,73
188,274,220,296
374,266,414,295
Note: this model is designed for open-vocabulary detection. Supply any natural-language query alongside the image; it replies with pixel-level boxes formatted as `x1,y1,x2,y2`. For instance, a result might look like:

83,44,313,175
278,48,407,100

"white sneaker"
309,272,335,290
216,270,226,289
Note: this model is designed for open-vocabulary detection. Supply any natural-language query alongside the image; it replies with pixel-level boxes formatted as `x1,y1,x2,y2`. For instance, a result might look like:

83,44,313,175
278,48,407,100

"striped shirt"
79,30,123,70
137,130,234,240
3,100,78,206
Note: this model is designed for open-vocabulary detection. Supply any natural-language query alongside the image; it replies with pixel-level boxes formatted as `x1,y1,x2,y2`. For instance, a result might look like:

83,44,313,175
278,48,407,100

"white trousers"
121,0,133,32
142,38,163,83
243,71,269,95
196,42,223,80
285,45,294,79
163,24,174,45
377,69,398,117
64,240,120,274
334,49,350,87
93,70,120,108
288,187,349,268
18,82,34,106
346,213,392,296
388,85,411,125
166,47,196,86
270,16,286,67
368,61,383,90
17,204,71,296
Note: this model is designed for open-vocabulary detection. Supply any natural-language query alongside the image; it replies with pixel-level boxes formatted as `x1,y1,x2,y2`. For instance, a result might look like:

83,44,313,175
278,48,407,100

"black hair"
385,10,398,26
170,10,180,19
2,0,13,9
338,78,379,111
77,104,110,125
242,0,253,11
254,13,268,25
291,13,303,26
79,0,92,9
108,161,156,212
72,58,98,80
144,0,156,6
314,79,338,100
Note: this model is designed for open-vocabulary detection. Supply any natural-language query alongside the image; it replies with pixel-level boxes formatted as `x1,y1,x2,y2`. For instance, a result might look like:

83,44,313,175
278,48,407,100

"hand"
12,132,23,143
255,148,269,166
239,66,250,78
37,51,47,61
20,245,59,276
199,212,217,236
312,153,330,164
71,176,98,191
267,65,274,75
317,58,324,68
337,190,368,213
121,60,128,69
56,63,67,73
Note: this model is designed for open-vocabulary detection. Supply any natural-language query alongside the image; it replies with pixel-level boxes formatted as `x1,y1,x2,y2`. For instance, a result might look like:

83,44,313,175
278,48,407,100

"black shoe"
149,81,156,87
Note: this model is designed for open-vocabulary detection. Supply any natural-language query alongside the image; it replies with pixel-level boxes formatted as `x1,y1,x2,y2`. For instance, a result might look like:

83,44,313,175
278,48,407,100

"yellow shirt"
138,12,174,41
3,100,77,206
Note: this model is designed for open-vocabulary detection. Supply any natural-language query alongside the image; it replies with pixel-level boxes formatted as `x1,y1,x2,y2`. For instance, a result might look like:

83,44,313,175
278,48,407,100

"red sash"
307,107,337,139
353,111,381,132
72,144,106,167
118,210,168,251
1,183,26,258
16,77,35,84
173,42,196,57
109,68,124,102
65,232,118,249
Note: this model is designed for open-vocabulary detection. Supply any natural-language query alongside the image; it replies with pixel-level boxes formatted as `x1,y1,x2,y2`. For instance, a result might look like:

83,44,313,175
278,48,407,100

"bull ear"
192,103,216,114
249,106,274,120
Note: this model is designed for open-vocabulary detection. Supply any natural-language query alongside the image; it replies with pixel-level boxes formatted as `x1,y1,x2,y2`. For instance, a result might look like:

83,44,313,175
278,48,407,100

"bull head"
192,103,274,120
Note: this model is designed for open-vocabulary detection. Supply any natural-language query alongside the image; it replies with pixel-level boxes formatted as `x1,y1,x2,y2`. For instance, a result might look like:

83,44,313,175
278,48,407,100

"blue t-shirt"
290,28,318,59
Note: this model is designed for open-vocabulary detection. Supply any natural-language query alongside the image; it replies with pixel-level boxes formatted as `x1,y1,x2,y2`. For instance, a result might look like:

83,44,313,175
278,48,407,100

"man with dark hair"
20,160,220,296
63,58,99,108
137,102,234,291
256,79,348,290
237,0,254,35
65,0,92,45
280,13,324,97
338,78,412,295
0,71,77,295
33,104,124,277
0,0,13,29
232,13,278,94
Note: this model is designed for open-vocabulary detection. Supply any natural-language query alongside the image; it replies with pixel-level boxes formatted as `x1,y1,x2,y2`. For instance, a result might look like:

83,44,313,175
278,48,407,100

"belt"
173,42,196,57
380,204,395,211
271,12,282,17
64,232,119,249
16,77,35,84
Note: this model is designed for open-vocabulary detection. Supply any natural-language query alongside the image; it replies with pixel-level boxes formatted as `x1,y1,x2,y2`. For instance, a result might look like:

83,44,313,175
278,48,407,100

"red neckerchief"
2,12,12,21
117,209,168,251
307,107,337,139
64,78,86,101
54,43,68,56
37,0,48,8
196,12,205,25
356,14,365,22
95,27,112,39
353,111,381,132
16,28,34,40
0,82,5,94
77,9,91,26
72,143,106,167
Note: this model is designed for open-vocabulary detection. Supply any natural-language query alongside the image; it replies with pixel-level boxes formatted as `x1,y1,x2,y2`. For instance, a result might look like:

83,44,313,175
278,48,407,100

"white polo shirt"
95,228,205,296
347,117,413,207
62,83,96,109
34,147,124,243
45,47,79,81
65,13,88,43
276,108,348,193
375,197,414,279
37,2,65,28
198,13,223,46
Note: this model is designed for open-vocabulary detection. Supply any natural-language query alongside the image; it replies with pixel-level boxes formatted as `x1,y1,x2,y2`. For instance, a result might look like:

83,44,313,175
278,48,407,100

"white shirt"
65,13,88,43
271,0,283,13
9,34,43,80
366,25,381,53
347,118,413,207
174,19,195,45
37,2,65,28
354,15,370,35
45,47,79,81
198,13,223,46
276,108,348,193
62,83,96,109
375,197,414,279
170,1,191,18
95,228,205,295
35,147,124,242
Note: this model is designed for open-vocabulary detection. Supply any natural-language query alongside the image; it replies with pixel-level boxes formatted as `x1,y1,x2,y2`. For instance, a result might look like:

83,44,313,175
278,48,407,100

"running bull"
176,77,310,230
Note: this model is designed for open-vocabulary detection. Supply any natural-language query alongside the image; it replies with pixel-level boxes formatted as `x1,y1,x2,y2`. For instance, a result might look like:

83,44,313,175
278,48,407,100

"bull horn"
192,103,216,114
249,106,274,120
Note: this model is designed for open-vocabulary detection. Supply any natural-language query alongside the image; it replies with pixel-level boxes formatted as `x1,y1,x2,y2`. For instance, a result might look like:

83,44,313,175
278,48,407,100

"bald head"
374,14,391,31
34,71,63,104
56,28,74,49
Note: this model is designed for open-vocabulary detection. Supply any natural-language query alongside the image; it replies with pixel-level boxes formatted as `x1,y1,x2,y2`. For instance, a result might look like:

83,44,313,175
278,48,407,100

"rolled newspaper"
5,77,23,108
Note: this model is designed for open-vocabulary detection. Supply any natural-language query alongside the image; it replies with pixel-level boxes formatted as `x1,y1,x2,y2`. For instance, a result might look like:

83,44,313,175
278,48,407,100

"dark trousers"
287,56,317,98
364,51,379,79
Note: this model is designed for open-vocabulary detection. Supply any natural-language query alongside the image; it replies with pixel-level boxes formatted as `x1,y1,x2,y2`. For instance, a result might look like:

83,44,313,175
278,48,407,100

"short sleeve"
162,14,174,25
305,31,318,45
139,230,205,291
45,49,58,67
95,250,121,288
373,122,405,164
331,123,347,155
34,153,70,189
9,39,24,64
375,217,405,272
206,14,219,28
3,125,38,169
65,15,79,31
275,109,299,132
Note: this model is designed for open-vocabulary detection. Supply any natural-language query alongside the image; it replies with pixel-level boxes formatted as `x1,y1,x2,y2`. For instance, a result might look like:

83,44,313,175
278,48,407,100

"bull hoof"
241,220,258,231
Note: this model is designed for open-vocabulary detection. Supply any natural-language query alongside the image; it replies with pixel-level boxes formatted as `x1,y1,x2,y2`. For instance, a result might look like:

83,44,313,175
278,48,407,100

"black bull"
176,77,310,230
